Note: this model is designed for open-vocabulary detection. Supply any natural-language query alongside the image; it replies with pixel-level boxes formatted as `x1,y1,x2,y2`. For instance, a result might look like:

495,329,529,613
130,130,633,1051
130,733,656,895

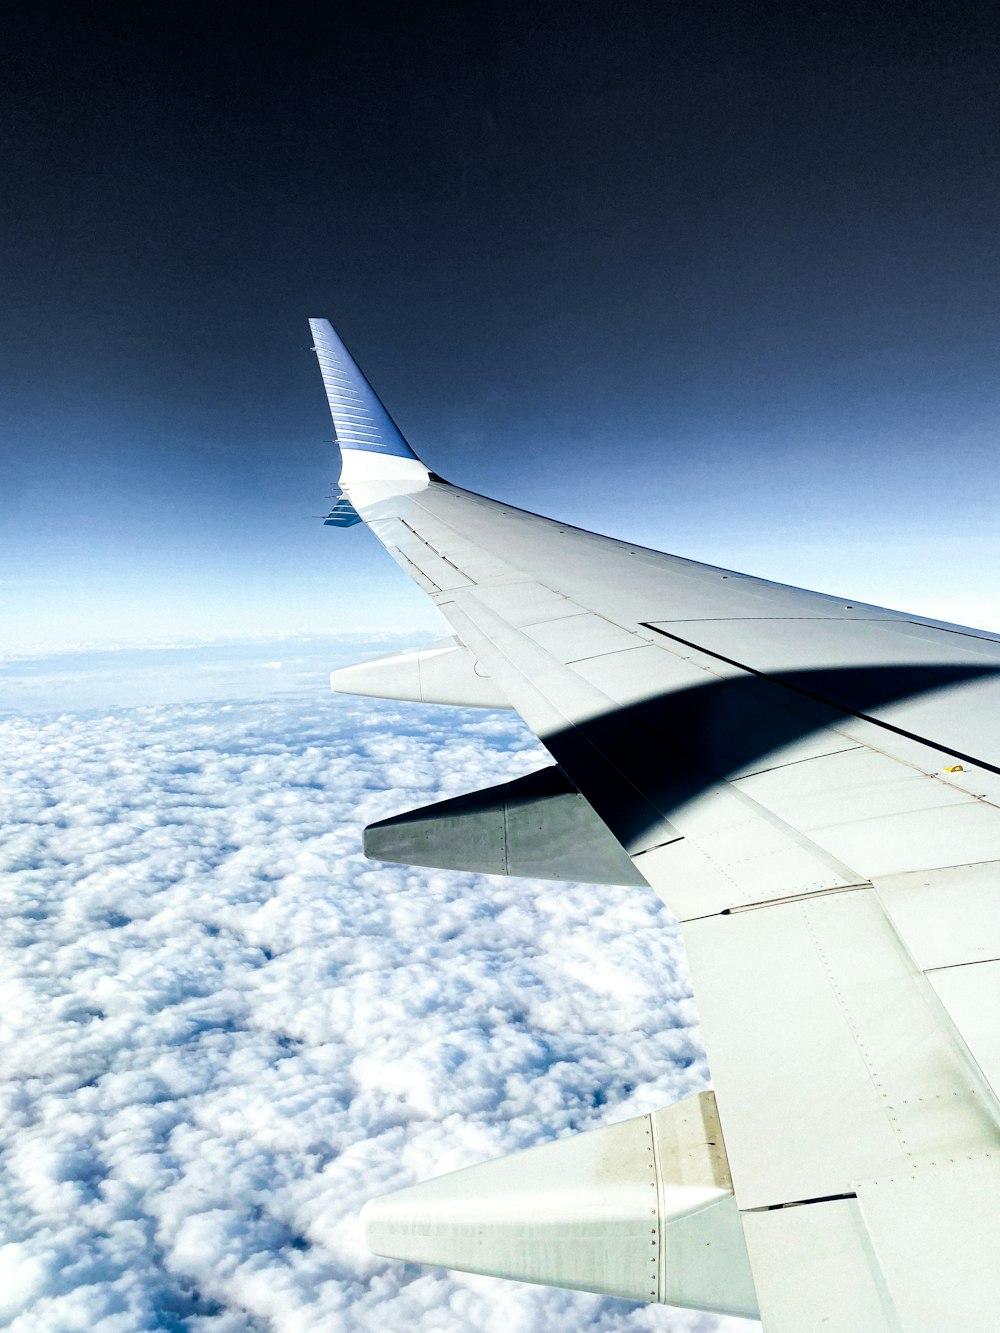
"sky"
0,642,750,1331
4,3,1000,653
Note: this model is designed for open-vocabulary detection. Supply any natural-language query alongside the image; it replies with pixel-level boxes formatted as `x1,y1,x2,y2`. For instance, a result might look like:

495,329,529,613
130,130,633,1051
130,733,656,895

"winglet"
309,319,421,461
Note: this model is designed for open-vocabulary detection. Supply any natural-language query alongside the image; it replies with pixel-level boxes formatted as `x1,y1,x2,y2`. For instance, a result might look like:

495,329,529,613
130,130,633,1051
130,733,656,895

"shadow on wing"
541,662,1000,849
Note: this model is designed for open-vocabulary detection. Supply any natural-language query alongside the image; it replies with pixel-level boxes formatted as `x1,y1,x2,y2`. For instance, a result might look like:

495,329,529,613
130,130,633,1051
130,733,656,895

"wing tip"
308,318,423,464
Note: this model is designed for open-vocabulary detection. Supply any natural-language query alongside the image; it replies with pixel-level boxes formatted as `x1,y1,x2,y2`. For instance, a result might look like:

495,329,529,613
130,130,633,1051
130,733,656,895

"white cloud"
0,654,756,1332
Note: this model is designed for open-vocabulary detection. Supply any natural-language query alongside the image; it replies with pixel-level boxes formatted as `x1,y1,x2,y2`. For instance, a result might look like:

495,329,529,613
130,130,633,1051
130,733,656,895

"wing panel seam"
641,622,1000,778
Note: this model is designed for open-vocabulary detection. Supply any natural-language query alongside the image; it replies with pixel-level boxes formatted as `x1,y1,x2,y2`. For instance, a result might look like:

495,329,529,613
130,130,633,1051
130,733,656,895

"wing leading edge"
309,320,1000,1330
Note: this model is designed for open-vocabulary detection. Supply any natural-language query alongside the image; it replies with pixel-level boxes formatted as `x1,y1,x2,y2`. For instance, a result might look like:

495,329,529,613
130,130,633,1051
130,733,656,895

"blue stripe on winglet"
323,495,363,527
309,319,420,460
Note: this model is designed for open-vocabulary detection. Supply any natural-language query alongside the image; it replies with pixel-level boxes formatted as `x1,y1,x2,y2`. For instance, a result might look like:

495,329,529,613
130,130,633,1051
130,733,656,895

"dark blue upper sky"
5,2,1000,651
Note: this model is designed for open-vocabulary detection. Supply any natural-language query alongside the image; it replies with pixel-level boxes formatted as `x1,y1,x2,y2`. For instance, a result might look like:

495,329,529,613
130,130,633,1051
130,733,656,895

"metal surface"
523,611,643,663
741,1200,897,1331
649,615,1000,767
681,889,999,1210
874,861,1000,971
734,746,1000,880
310,319,419,459
364,764,647,886
330,637,510,709
927,960,1000,1098
363,1092,758,1316
362,1110,660,1301
855,1160,1000,1332
652,1092,758,1316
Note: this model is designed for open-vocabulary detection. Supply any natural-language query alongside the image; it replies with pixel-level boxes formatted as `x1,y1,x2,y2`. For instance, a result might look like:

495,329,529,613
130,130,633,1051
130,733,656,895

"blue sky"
6,304,1000,655
4,5,1000,655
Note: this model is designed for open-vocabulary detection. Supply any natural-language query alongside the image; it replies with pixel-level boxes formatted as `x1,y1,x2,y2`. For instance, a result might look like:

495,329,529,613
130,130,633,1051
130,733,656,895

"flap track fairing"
364,764,647,886
330,637,511,709
362,1090,759,1318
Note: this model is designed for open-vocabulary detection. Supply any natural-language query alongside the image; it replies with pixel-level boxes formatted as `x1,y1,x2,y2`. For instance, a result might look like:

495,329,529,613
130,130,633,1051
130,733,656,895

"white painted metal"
385,544,439,594
854,1160,1000,1332
440,597,688,861
729,738,863,780
652,1093,759,1316
523,611,643,663
356,532,1000,919
362,1092,758,1316
472,580,580,627
371,517,473,591
362,1111,660,1301
707,694,1000,820
927,961,1000,1098
570,642,720,706
646,822,856,922
647,616,1000,766
663,783,862,911
681,890,1000,1209
741,1200,897,1331
734,746,1000,879
736,744,971,825
329,638,510,709
444,592,617,729
631,837,748,919
339,450,429,485
442,591,864,910
657,614,1000,669
414,481,915,628
874,861,1000,971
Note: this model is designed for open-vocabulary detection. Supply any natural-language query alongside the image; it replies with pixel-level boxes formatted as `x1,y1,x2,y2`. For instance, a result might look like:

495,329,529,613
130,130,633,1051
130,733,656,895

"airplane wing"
309,319,1000,1330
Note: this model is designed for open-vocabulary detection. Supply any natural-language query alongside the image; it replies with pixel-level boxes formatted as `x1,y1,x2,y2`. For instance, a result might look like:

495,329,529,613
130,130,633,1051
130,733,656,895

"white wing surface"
310,320,1000,1330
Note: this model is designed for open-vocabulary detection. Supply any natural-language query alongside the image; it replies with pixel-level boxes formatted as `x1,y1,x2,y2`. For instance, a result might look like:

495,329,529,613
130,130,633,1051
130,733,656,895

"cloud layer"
1,659,753,1331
